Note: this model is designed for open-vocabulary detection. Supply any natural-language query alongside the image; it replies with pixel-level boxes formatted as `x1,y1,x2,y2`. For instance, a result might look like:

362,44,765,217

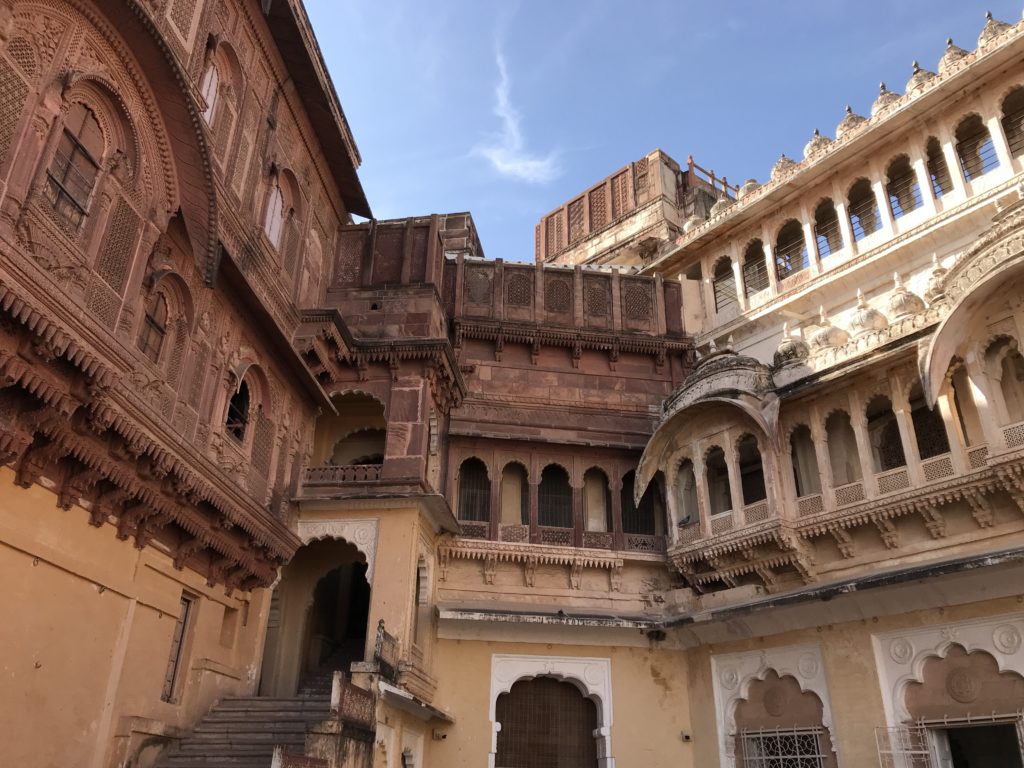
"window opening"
775,220,808,281
264,181,286,247
951,368,984,446
226,380,250,442
45,103,103,228
621,470,664,535
737,435,767,505
582,468,612,532
538,465,572,528
926,137,954,197
1002,87,1024,157
909,383,951,459
742,240,770,296
955,114,999,181
866,395,906,472
739,727,827,768
705,447,732,516
500,463,529,525
790,425,821,497
137,292,168,363
712,257,738,313
457,458,490,522
825,411,862,485
200,62,220,123
813,199,842,258
675,459,698,525
848,178,880,240
886,155,922,218
495,677,598,768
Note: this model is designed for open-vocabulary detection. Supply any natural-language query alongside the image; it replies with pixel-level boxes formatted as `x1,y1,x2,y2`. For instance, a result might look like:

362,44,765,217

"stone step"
177,740,303,754
214,697,329,709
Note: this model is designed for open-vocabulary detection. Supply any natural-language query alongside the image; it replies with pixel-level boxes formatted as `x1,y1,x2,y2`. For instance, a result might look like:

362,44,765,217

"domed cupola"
906,60,937,94
848,290,889,337
737,178,761,200
938,37,969,73
836,106,867,139
810,306,850,351
924,254,949,302
771,154,799,182
803,129,833,159
887,272,926,319
710,196,734,217
871,82,901,116
774,322,811,368
978,11,1011,47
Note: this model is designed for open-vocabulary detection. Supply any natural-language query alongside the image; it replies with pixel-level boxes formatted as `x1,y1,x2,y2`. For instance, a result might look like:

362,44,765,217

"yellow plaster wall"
0,468,269,768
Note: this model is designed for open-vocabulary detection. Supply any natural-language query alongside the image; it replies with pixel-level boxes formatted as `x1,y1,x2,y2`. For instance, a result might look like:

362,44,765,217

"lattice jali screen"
0,57,28,168
968,445,989,469
833,481,865,507
96,198,141,294
589,186,608,230
743,501,769,524
877,468,910,495
505,272,532,307
922,455,954,483
738,727,827,768
499,524,529,543
711,514,733,535
495,677,598,768
677,522,702,544
568,198,585,244
1004,422,1024,449
797,494,824,517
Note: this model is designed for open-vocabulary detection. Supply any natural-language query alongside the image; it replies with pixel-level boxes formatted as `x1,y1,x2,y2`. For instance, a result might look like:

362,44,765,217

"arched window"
200,61,220,123
866,395,906,472
742,240,769,296
774,219,808,281
330,428,385,465
674,459,698,525
582,468,612,532
1001,86,1024,157
457,458,490,522
825,411,862,485
909,382,951,460
926,137,953,197
885,155,922,218
736,435,766,505
45,102,104,228
264,180,287,248
999,347,1024,425
848,178,880,240
790,425,821,497
951,367,984,446
712,257,737,313
226,380,251,442
813,199,842,258
955,114,998,181
500,462,528,525
705,447,732,516
538,464,572,528
137,292,168,363
621,470,664,535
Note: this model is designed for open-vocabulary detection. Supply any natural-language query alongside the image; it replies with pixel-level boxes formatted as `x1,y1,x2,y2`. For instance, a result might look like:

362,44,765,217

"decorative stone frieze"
297,518,380,584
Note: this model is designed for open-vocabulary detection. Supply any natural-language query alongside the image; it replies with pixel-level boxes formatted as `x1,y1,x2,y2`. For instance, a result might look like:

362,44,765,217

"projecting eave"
642,22,1024,278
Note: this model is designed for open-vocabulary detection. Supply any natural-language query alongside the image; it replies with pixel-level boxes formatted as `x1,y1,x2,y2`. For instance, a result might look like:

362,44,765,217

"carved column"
908,141,938,216
936,384,969,474
848,398,877,499
810,420,835,512
528,480,540,544
724,440,744,527
965,354,1008,450
831,180,857,257
800,204,820,275
610,475,624,551
572,483,583,548
872,176,896,238
986,113,1014,172
760,231,779,293
938,131,969,199
488,471,501,541
692,454,711,538
891,383,923,486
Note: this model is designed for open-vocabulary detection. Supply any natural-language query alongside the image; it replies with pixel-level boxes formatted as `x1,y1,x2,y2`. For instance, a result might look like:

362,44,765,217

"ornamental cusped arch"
921,198,1024,405
21,0,221,282
635,349,778,504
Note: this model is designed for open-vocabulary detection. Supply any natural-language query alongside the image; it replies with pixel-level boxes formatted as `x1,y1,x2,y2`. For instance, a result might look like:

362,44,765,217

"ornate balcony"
304,463,383,486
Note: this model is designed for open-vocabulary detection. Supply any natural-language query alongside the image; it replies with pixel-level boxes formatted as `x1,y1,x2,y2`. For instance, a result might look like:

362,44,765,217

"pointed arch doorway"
259,537,370,697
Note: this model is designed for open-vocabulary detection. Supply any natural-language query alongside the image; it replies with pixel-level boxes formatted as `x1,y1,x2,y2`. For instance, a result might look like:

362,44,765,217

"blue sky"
306,1,1022,264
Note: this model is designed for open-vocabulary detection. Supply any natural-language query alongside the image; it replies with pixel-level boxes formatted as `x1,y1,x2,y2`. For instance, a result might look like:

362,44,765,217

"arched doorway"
495,677,598,768
259,538,370,697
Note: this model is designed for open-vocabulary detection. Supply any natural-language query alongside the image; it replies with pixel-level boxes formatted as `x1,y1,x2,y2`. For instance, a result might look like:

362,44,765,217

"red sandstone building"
2,2,1024,768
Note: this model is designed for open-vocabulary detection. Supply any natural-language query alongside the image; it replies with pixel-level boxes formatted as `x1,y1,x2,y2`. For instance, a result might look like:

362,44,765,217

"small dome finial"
986,10,993,20
893,271,904,289
856,289,866,306
946,37,954,47
912,60,921,72
819,305,828,323
782,321,789,335
879,82,887,93
813,128,820,137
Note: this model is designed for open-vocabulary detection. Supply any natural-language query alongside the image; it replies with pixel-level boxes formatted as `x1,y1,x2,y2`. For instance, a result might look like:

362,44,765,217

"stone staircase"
154,694,331,768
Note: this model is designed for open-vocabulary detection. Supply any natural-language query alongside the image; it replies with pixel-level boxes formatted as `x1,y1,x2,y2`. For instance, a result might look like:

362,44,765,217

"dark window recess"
226,381,250,442
538,465,572,528
457,458,490,522
495,677,598,768
45,103,104,228
137,293,168,363
926,137,954,197
742,241,770,296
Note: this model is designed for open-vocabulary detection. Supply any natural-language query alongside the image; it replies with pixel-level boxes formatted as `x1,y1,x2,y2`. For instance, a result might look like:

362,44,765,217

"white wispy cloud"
474,51,560,184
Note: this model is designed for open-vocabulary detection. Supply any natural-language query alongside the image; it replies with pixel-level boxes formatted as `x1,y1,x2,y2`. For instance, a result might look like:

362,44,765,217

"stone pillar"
664,468,680,544
909,146,938,216
939,132,969,198
572,483,583,548
528,480,540,544
692,454,711,537
848,403,877,499
724,441,744,527
810,420,835,512
761,234,778,293
986,113,1014,172
610,475,624,551
729,242,747,311
801,207,820,275
936,385,969,474
872,177,896,238
965,354,1008,450
831,183,857,257
488,471,501,540
891,384,923,486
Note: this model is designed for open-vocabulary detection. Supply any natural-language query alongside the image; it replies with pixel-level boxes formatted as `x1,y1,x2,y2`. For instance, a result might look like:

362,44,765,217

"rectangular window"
739,727,826,767
161,593,195,702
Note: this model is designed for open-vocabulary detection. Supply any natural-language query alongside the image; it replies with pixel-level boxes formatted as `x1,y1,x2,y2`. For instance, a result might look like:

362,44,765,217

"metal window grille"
887,160,923,218
137,293,168,363
161,594,194,702
457,459,490,522
849,181,881,240
814,203,843,258
538,467,572,528
875,725,933,768
713,270,738,314
956,121,1000,181
926,139,953,197
495,677,598,768
775,224,809,281
743,252,770,296
1003,100,1024,157
739,727,827,768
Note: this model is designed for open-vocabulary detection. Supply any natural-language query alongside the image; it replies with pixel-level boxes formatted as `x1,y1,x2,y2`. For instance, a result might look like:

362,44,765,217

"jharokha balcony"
304,463,383,487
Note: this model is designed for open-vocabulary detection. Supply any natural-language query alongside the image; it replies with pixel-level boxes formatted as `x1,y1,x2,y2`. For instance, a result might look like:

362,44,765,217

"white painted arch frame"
296,518,380,584
710,644,835,768
489,654,614,768
872,612,1024,726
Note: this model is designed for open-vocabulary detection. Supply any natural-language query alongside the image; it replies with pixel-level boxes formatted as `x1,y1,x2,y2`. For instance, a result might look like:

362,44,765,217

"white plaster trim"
710,644,834,768
488,654,614,768
296,518,379,584
872,612,1024,726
